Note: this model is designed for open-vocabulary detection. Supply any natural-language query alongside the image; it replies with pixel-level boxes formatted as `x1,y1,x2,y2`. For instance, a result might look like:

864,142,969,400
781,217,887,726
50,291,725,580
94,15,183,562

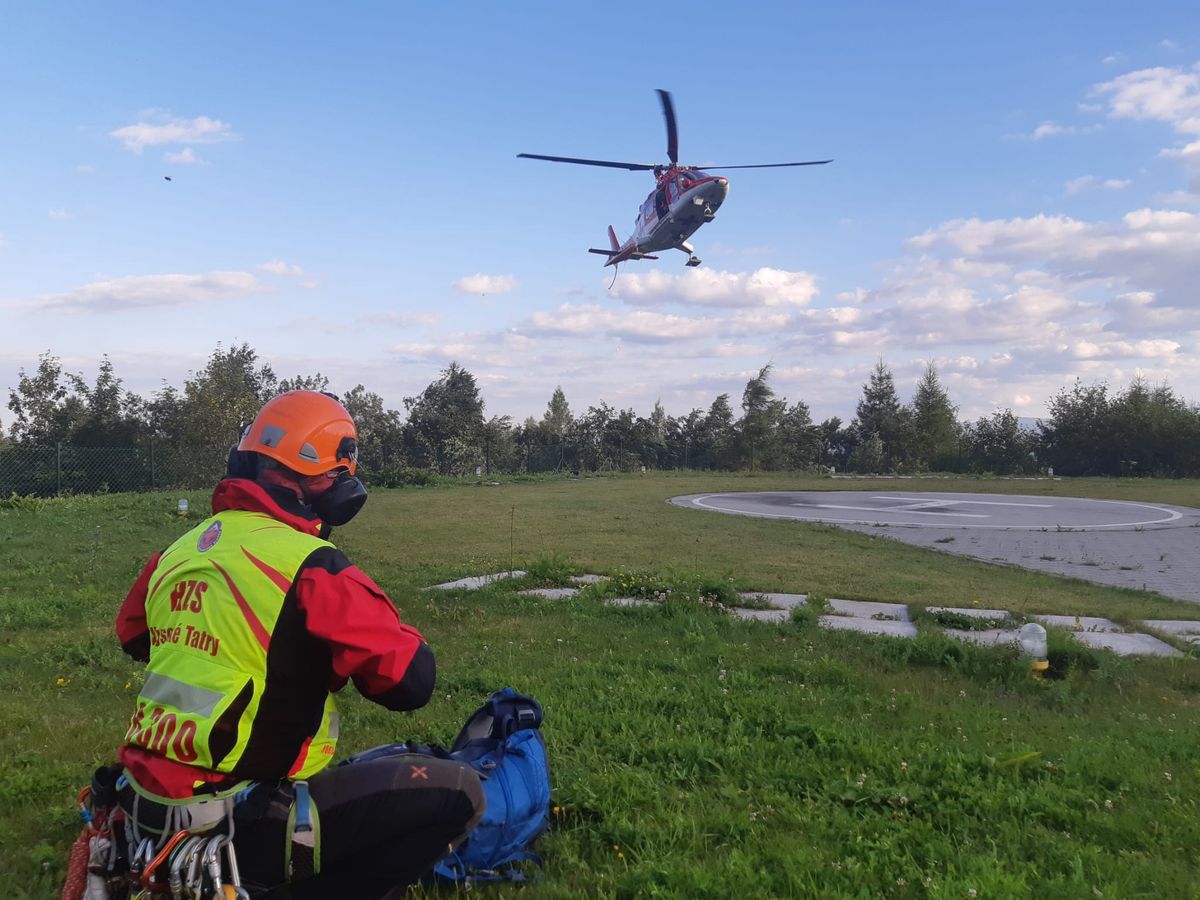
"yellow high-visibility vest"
126,510,338,781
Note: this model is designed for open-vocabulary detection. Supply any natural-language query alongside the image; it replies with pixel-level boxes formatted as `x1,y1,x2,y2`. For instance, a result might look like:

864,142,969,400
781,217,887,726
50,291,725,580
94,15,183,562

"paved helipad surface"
670,491,1200,603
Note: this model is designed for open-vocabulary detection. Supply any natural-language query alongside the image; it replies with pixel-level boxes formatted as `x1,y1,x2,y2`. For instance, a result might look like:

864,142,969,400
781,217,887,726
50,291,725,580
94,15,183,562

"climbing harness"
61,770,253,900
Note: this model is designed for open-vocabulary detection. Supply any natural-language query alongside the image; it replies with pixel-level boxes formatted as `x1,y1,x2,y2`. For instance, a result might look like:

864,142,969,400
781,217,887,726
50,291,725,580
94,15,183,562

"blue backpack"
342,688,552,882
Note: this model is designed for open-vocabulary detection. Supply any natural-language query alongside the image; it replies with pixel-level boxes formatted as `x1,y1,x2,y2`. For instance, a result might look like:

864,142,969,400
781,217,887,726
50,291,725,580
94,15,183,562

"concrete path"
426,572,1192,657
671,491,1200,603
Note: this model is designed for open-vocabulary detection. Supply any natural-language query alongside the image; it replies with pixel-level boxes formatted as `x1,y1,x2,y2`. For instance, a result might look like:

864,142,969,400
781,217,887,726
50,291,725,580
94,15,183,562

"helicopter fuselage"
627,168,729,255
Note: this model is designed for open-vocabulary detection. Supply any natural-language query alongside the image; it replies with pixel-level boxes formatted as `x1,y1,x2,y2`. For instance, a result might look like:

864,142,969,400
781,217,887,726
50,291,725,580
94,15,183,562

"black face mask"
308,472,368,526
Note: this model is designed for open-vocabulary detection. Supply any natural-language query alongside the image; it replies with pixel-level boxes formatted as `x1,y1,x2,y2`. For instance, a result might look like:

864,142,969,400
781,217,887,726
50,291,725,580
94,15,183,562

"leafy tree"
778,400,821,470
817,417,853,471
738,365,786,470
278,373,331,394
7,352,86,443
966,410,1036,475
696,393,736,469
1106,378,1196,476
852,360,913,471
403,362,485,474
541,386,573,441
341,384,405,476
847,432,886,473
910,362,960,471
1038,381,1112,476
636,400,670,468
481,415,517,474
676,408,707,469
168,343,279,449
572,402,615,471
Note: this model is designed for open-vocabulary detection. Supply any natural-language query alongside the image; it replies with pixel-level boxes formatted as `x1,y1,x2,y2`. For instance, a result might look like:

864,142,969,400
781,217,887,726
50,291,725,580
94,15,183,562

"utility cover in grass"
1073,631,1182,657
605,597,656,608
737,591,808,610
731,608,790,623
945,628,1021,648
1033,614,1121,633
429,571,527,590
820,615,918,638
827,599,911,621
519,588,579,600
1142,620,1200,635
928,606,1012,620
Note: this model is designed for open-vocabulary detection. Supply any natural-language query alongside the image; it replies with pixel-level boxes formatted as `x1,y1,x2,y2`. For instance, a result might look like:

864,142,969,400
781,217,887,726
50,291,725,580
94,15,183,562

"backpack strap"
451,688,543,750
285,780,321,880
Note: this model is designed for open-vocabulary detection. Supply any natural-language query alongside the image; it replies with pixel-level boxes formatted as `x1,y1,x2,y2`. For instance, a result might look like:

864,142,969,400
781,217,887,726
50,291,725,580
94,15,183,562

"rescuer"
114,390,484,898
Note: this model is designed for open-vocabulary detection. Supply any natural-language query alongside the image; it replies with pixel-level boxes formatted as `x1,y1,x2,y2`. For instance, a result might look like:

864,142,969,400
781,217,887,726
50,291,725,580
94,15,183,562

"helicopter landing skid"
676,242,701,267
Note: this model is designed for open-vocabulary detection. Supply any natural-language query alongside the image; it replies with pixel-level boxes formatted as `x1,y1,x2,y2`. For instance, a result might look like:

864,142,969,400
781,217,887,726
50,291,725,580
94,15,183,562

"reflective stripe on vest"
126,510,337,780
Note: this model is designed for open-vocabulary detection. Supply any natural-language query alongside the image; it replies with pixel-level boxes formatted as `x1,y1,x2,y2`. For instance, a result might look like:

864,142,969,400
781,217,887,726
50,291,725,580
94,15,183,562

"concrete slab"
605,597,657,608
731,608,790,624
568,574,609,585
928,606,1012,620
1142,619,1200,635
945,628,1020,648
1073,631,1182,657
737,591,808,610
819,615,917,638
1033,615,1121,633
518,588,580,600
429,571,527,590
827,599,911,621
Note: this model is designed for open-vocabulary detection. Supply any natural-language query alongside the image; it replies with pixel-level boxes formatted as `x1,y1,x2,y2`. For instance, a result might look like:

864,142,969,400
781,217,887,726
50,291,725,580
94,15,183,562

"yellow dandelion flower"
55,677,67,686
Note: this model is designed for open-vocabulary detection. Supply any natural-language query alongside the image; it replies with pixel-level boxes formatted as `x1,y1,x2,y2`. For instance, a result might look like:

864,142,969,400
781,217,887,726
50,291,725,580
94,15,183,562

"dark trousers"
125,755,484,900
240,754,485,899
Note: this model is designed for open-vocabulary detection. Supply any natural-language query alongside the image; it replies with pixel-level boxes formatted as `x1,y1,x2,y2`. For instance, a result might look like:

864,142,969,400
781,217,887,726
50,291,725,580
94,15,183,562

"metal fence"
0,444,227,497
0,440,714,497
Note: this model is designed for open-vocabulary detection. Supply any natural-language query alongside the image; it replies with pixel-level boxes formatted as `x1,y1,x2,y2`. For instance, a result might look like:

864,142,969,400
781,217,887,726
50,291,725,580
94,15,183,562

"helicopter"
518,90,831,269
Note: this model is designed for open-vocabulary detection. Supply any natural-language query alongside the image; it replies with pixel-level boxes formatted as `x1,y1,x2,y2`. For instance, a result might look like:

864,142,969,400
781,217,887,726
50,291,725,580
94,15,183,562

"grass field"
2,472,1199,897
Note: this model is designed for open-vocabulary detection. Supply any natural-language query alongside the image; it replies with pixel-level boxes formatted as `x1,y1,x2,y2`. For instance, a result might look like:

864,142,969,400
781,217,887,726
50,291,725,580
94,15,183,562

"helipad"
670,491,1200,603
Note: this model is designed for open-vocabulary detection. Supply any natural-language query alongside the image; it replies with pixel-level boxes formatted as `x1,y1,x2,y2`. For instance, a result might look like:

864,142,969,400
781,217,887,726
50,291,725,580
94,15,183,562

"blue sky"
3,2,1200,426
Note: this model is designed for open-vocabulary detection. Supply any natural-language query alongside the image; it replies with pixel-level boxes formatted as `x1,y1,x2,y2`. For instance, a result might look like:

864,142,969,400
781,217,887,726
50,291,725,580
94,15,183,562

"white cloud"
110,114,237,154
613,267,819,308
165,147,200,164
32,271,264,311
48,208,72,220
76,163,95,174
1094,64,1200,136
1031,120,1071,140
1162,39,1179,50
451,273,518,295
1065,175,1131,193
359,310,444,328
257,259,304,276
524,304,723,344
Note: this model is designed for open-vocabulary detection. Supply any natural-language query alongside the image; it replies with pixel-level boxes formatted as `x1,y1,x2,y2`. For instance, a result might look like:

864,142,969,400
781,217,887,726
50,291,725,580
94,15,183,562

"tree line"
5,343,1200,486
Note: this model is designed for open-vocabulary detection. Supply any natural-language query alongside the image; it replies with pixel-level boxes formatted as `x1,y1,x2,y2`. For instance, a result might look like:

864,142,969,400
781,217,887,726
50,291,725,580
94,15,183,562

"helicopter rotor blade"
517,153,658,171
657,89,678,166
694,160,834,170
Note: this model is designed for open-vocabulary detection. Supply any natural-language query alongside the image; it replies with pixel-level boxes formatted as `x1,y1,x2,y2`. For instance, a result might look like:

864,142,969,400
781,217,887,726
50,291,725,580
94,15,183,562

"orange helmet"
238,391,359,477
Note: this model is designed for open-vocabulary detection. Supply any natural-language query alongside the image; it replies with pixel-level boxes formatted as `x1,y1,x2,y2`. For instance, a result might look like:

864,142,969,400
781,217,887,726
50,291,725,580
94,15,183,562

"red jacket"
116,478,435,797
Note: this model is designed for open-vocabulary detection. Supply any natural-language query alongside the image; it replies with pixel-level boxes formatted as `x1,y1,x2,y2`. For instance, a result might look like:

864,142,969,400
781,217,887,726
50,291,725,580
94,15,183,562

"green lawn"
2,473,1199,897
